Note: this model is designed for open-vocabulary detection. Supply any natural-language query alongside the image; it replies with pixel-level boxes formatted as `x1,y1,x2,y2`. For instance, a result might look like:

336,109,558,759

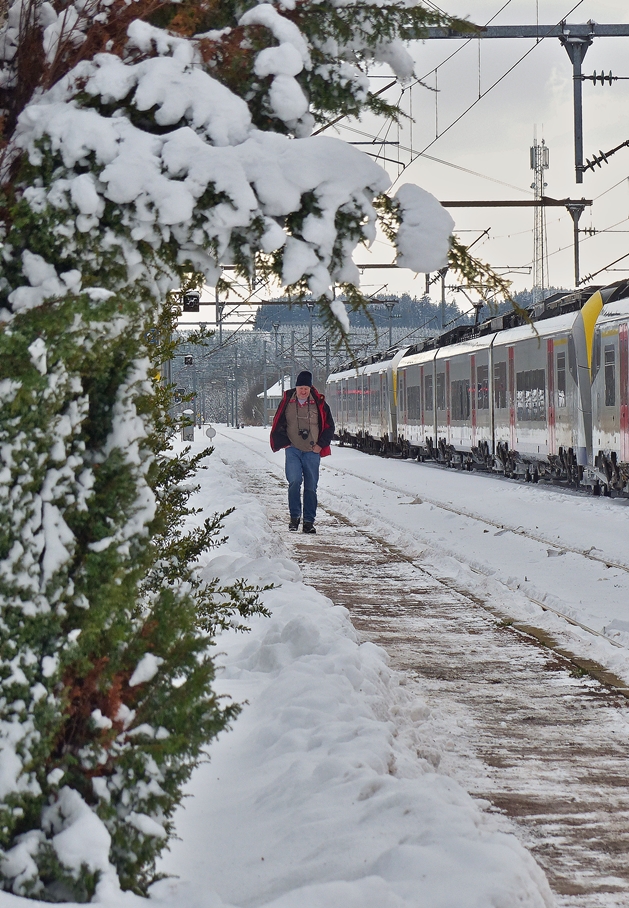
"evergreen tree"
0,0,500,899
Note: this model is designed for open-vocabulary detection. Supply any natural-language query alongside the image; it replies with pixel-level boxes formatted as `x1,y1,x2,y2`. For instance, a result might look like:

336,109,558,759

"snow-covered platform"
161,425,629,908
154,429,558,908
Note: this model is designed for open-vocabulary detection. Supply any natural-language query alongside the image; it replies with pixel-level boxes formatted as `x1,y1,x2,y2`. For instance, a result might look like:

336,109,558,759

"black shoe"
289,517,300,531
302,522,316,534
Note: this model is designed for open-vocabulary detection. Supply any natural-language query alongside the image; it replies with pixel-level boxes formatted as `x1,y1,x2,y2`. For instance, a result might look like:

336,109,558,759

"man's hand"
312,444,322,454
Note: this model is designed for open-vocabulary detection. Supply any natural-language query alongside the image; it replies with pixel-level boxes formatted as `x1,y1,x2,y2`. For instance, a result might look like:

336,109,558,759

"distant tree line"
253,288,569,333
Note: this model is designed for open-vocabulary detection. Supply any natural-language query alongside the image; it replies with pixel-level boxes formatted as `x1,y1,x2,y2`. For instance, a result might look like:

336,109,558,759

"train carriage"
395,347,436,457
490,313,580,477
434,335,495,465
328,349,408,453
326,280,629,494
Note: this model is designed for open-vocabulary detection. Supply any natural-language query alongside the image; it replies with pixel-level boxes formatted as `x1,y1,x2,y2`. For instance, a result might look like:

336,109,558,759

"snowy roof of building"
258,377,292,399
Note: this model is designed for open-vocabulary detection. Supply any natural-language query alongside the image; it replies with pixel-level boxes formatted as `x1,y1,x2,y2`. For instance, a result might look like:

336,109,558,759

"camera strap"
295,397,314,441
295,397,314,440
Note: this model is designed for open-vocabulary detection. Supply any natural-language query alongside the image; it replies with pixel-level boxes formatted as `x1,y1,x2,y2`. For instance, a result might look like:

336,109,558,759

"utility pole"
559,30,592,184
263,340,268,428
306,302,315,375
215,287,224,347
566,201,588,286
530,137,550,303
234,344,239,428
291,329,296,387
384,300,396,349
440,268,447,331
192,361,197,424
423,22,629,183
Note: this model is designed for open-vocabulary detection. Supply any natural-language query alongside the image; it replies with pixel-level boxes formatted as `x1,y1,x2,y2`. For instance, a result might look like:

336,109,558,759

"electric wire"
391,0,586,186
312,0,515,140
342,123,532,194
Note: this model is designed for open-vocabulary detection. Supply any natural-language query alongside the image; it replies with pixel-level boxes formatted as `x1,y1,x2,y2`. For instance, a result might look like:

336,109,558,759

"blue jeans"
285,446,321,523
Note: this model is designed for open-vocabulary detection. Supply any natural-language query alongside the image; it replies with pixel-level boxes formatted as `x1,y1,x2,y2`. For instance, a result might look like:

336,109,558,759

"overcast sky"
341,0,629,303
180,0,629,328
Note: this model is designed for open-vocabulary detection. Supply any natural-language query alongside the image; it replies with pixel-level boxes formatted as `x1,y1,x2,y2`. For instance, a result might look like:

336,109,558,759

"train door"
358,374,364,431
429,360,437,444
340,379,346,428
488,338,496,455
400,369,407,435
380,371,388,439
470,354,477,446
420,365,425,444
348,375,356,431
621,323,629,462
508,346,516,449
547,339,556,455
445,359,451,443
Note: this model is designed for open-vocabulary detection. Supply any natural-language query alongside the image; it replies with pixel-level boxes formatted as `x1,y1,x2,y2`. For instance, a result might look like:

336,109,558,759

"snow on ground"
3,427,604,907
151,435,554,908
216,426,629,686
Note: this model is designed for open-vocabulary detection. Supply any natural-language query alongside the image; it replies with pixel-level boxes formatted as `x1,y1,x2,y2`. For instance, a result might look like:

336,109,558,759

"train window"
605,345,616,407
407,385,421,420
516,369,546,421
494,361,507,409
476,365,489,410
436,372,446,410
424,374,433,411
451,380,470,421
556,352,566,408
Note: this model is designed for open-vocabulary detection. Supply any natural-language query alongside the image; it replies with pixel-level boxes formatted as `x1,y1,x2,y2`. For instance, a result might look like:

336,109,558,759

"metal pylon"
530,137,549,302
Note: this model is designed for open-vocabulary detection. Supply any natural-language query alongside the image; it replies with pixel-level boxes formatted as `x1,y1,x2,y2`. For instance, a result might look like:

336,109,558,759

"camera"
299,429,310,440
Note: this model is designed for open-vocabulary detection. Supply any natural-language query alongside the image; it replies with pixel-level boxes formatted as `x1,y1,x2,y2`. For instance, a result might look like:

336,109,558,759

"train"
325,280,629,495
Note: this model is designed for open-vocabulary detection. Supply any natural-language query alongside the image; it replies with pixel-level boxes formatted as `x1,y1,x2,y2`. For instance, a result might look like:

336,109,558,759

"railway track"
218,429,629,655
321,458,629,577
218,430,629,907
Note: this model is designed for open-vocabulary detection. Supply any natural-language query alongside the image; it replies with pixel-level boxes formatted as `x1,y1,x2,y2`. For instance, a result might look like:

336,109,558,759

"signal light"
183,291,200,312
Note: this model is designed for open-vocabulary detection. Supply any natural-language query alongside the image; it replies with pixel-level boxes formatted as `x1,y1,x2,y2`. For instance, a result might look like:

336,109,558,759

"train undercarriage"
335,430,629,497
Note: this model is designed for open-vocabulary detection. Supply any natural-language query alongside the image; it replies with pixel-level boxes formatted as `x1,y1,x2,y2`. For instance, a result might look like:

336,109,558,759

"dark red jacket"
270,387,335,457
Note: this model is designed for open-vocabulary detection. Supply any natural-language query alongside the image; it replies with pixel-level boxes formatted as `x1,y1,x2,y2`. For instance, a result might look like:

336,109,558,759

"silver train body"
326,282,629,494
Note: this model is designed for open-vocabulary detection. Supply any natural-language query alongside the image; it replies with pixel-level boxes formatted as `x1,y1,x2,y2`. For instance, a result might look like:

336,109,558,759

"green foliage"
0,156,268,899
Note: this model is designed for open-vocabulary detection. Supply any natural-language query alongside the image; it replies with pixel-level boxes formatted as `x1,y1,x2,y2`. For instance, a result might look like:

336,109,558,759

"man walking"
270,371,335,534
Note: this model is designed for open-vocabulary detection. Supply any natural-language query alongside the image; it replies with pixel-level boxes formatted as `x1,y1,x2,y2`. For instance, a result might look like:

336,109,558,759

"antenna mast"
530,136,550,302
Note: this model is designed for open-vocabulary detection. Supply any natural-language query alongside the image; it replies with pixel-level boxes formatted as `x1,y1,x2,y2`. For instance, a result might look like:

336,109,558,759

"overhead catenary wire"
341,123,532,194
312,0,516,140
391,0,587,187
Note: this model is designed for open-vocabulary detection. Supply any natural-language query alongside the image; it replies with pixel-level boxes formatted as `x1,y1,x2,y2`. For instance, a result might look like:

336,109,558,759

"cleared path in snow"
217,428,629,908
